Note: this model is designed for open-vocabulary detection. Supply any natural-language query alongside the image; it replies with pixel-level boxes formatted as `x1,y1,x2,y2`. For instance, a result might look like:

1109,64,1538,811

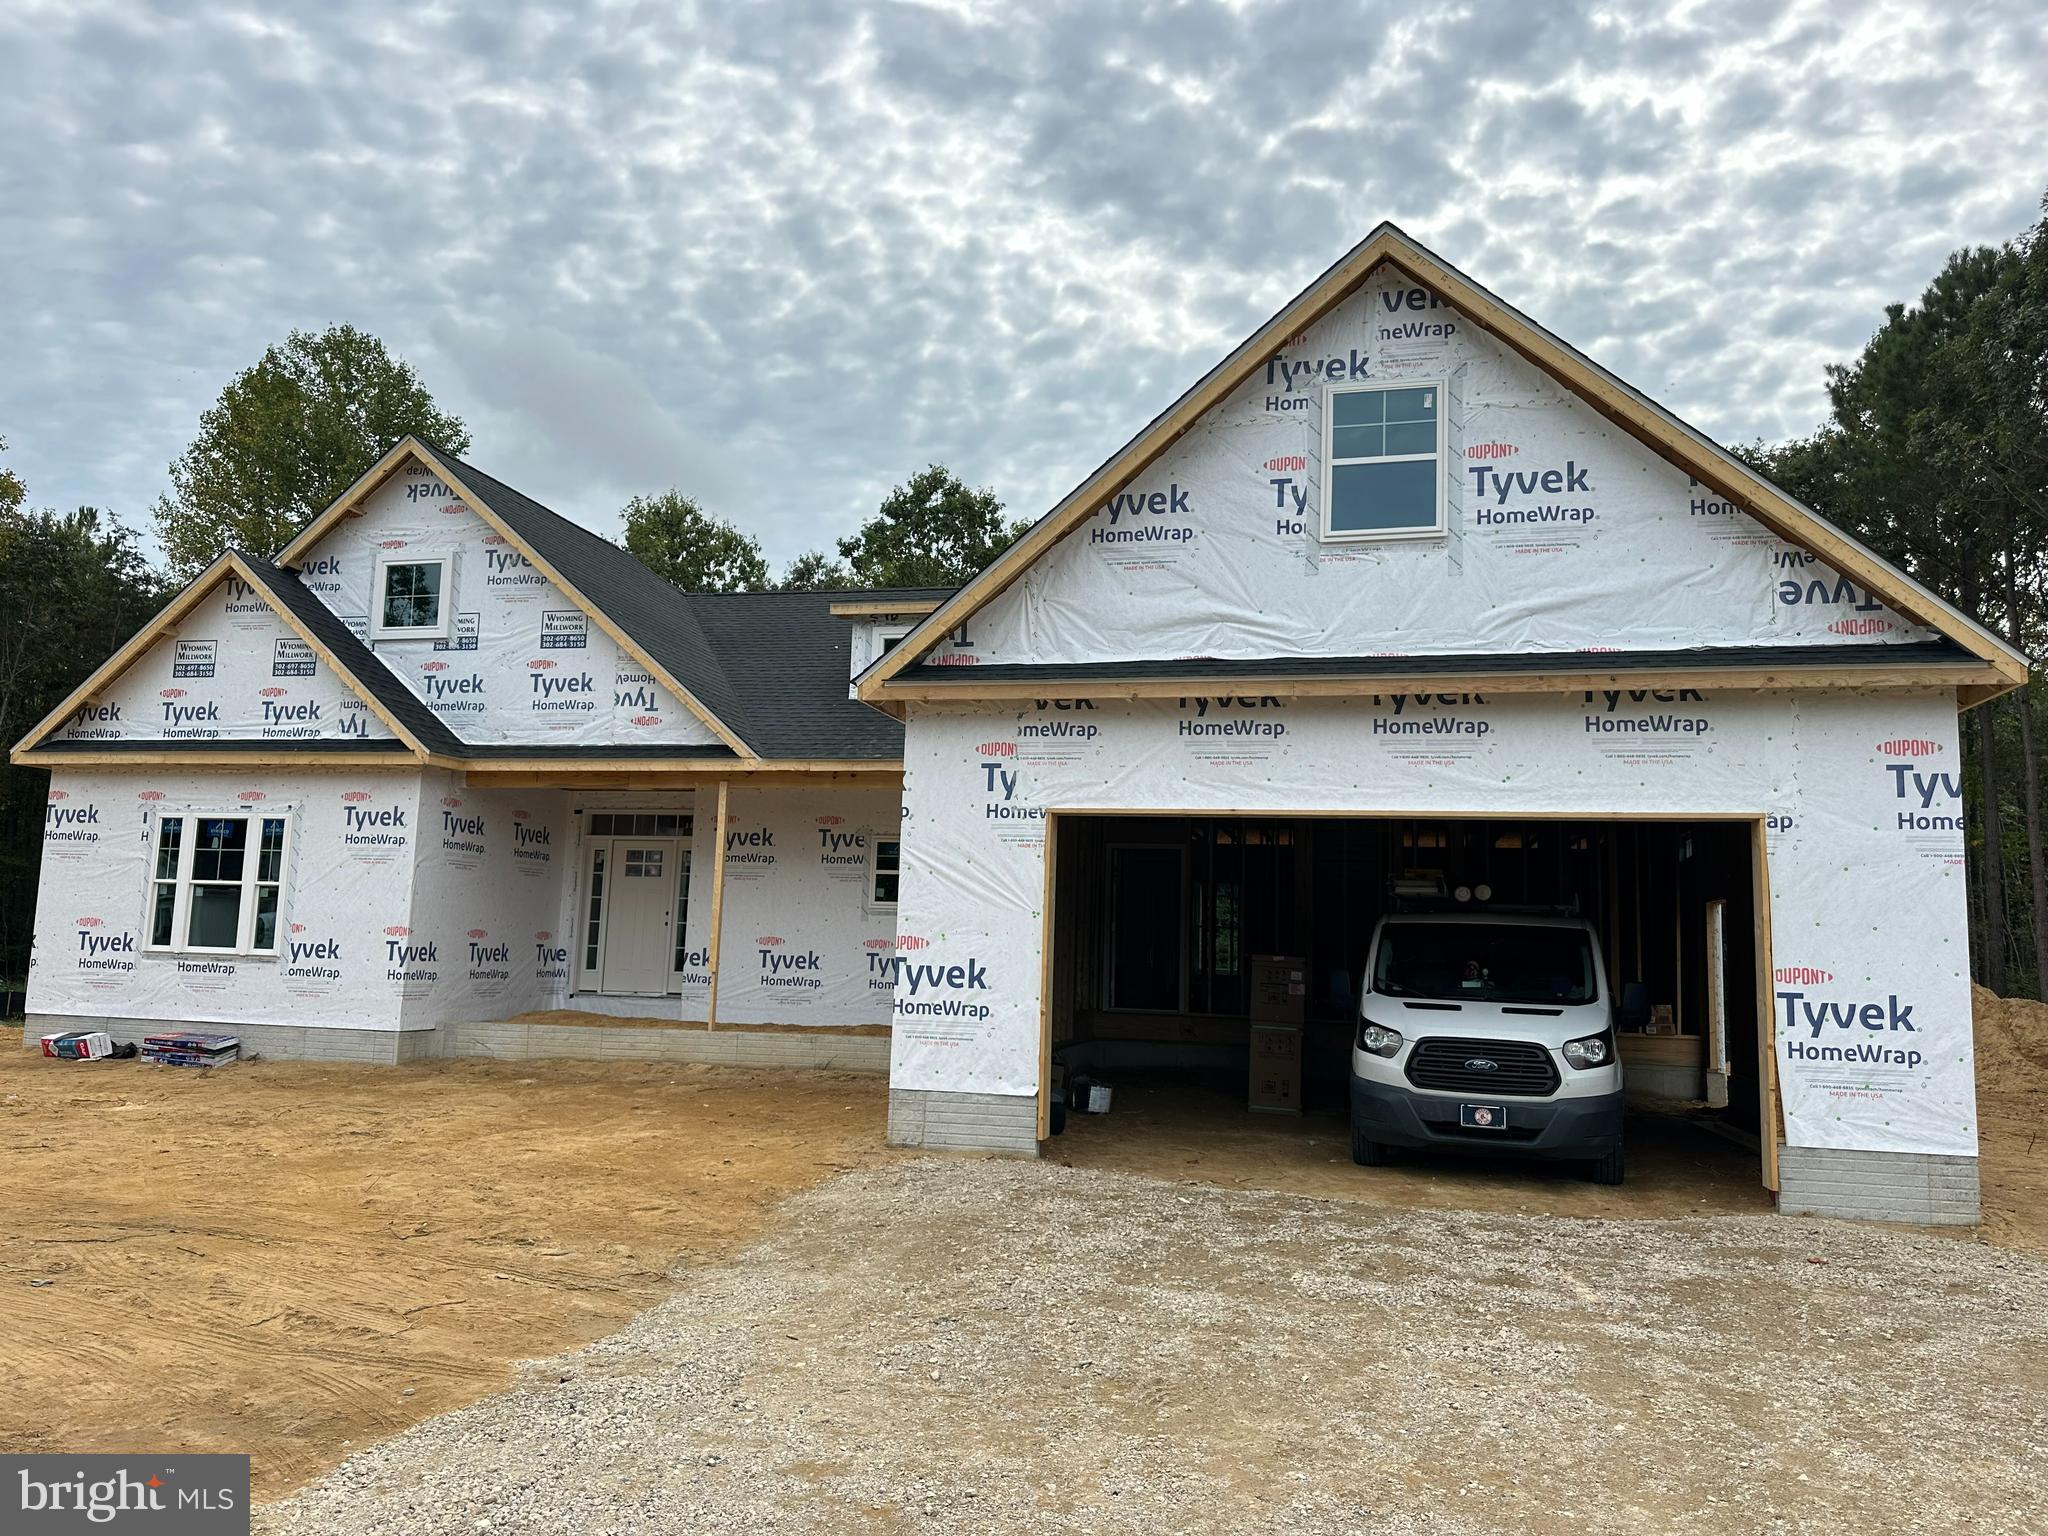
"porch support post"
706,779,730,1030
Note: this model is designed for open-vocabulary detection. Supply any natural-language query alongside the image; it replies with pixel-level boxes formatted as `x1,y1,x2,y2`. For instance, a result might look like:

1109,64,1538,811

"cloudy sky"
3,0,2044,570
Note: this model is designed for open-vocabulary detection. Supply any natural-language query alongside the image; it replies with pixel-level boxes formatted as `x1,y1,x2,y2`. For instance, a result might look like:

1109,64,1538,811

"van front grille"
1405,1036,1560,1097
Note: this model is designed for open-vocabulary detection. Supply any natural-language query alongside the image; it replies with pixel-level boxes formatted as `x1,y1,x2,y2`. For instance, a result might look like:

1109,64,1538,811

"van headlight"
1358,1022,1404,1059
1563,1031,1613,1069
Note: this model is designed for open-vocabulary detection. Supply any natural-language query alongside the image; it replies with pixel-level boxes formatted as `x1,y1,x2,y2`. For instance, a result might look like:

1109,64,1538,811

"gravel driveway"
264,1159,2048,1536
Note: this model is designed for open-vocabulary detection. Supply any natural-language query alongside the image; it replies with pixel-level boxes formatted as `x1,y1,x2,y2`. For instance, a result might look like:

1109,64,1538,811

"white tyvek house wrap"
701,788,903,1027
53,578,393,744
927,274,1931,667
29,769,421,1029
298,462,723,746
551,787,901,1026
889,691,1977,1159
398,773,572,1026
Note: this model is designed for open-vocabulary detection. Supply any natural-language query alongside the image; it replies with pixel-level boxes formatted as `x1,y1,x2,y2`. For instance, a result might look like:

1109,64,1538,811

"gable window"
870,836,901,907
371,554,452,639
1322,381,1446,540
147,812,291,955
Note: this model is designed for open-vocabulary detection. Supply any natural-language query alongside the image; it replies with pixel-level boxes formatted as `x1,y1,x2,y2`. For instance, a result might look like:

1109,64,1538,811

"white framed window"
371,553,453,639
869,835,901,907
147,811,292,955
1321,379,1446,541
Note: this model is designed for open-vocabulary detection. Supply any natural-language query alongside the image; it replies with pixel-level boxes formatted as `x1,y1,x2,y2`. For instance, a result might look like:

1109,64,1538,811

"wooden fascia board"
858,225,2026,700
226,553,431,758
872,661,2001,704
829,599,943,618
13,749,422,769
460,766,902,789
856,231,1406,699
1373,237,2027,682
13,555,237,755
373,444,757,759
272,437,428,565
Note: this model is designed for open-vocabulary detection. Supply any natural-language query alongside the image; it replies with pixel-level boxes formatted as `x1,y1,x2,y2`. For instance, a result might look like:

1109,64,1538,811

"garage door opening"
1041,813,1777,1202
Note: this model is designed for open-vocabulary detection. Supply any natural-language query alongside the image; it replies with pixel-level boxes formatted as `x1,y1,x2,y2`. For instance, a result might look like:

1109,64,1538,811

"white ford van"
1350,912,1626,1183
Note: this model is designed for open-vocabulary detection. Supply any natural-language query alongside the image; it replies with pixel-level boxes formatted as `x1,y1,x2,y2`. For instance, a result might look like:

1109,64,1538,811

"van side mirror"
1619,982,1651,1031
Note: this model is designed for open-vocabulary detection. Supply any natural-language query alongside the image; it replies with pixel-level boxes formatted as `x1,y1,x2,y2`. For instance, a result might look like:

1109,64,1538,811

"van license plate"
1460,1103,1507,1130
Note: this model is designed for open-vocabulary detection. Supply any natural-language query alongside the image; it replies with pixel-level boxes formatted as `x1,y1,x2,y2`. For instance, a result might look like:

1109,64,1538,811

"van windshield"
1372,922,1598,1005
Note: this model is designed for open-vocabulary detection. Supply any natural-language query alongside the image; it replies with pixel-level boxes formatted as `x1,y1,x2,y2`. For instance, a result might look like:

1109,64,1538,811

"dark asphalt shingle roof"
422,446,924,761
237,553,471,755
429,449,756,752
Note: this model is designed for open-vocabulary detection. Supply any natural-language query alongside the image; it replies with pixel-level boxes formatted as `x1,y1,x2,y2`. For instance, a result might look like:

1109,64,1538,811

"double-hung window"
148,812,291,955
870,836,901,907
1322,380,1446,540
371,553,452,639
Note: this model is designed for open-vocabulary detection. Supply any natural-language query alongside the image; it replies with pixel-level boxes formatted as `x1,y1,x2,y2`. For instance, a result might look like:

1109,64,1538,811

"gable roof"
275,439,756,757
855,222,2029,704
9,549,453,761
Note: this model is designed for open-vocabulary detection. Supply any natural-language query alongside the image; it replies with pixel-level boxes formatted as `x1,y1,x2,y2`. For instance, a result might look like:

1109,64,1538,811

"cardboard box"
1249,955,1308,1024
40,1031,114,1060
1249,1022,1303,1114
1645,1004,1677,1036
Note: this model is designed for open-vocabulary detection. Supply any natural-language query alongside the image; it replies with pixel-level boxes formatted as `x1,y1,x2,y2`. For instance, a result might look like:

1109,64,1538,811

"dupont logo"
928,653,980,666
484,533,507,545
378,538,409,549
137,790,165,802
897,934,931,951
1467,441,1519,461
237,790,265,802
291,922,307,934
1877,738,1941,757
75,915,102,929
160,687,186,699
976,741,1016,757
442,796,463,809
422,660,449,672
47,789,66,801
817,814,845,826
630,714,661,726
757,935,784,947
511,808,530,821
1830,617,1893,636
865,937,894,950
341,790,372,803
535,930,553,942
385,925,411,937
528,658,555,670
467,928,489,939
1775,966,1833,986
259,686,287,698
1262,455,1307,473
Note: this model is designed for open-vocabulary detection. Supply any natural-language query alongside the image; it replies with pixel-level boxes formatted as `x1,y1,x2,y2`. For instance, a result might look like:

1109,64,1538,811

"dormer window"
371,554,452,639
1322,380,1446,541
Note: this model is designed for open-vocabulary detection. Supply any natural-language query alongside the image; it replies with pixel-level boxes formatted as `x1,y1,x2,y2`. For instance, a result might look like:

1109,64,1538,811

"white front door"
599,839,677,995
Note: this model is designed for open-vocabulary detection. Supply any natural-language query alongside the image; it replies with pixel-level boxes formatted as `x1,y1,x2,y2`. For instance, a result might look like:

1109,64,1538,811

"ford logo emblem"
1465,1057,1500,1072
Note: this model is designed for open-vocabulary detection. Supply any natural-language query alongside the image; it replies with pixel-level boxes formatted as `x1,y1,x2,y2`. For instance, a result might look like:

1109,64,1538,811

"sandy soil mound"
1974,984,2048,1093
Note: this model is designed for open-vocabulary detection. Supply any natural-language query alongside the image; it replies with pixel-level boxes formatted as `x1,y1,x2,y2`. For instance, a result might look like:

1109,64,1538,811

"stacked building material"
142,1031,239,1067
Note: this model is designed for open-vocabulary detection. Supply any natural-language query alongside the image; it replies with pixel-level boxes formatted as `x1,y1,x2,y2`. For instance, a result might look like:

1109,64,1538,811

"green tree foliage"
622,490,770,593
1745,190,2048,995
152,325,470,576
776,549,854,591
835,464,1028,589
1,448,168,1000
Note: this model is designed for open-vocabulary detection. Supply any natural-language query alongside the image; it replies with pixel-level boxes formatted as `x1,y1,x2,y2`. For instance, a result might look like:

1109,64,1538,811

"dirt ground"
6,984,2048,1512
267,1158,2048,1536
0,1035,894,1497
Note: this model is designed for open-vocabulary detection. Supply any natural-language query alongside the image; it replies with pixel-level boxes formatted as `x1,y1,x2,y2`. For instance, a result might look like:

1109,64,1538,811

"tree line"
3,194,2046,1004
1740,189,2048,997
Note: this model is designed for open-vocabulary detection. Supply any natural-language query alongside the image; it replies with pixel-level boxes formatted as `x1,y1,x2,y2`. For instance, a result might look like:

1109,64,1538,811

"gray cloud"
1,0,2044,568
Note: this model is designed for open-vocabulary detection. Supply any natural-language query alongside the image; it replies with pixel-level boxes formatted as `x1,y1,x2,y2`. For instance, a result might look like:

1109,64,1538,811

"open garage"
1040,811,1772,1192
